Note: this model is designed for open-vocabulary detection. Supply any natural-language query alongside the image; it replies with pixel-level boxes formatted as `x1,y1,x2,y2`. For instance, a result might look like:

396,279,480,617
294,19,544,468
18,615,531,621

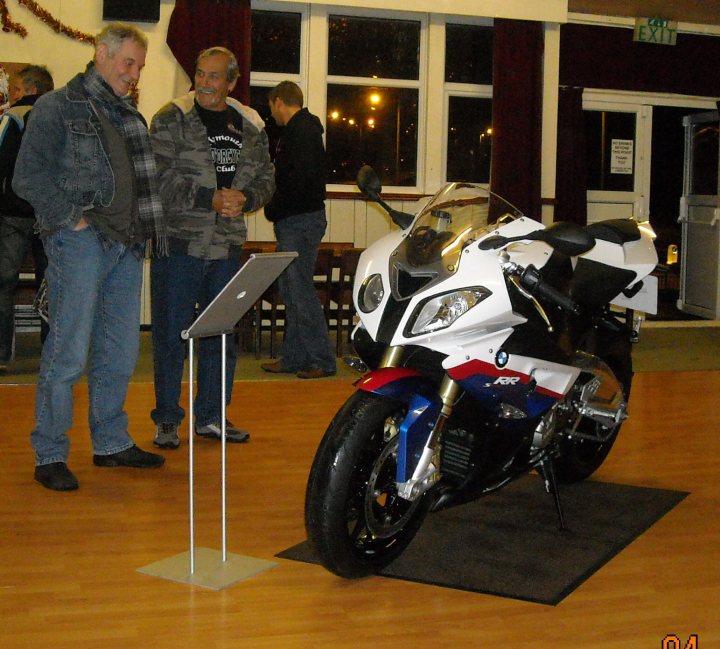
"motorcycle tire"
554,330,633,484
304,391,432,578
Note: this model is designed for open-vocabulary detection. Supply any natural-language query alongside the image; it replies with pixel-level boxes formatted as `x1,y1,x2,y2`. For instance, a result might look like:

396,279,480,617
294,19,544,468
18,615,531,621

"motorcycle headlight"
405,287,491,337
358,274,385,313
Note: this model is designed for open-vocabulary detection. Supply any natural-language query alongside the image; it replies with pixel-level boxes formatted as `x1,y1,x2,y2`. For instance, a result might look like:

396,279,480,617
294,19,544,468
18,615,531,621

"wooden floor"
1,371,718,648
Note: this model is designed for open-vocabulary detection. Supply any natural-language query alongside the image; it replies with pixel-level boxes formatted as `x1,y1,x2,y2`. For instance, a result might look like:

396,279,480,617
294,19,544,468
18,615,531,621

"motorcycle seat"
586,219,641,245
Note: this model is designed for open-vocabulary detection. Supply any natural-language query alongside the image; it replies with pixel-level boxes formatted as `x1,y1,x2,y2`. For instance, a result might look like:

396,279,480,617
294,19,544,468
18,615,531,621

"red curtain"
166,0,252,104
555,86,587,225
490,19,544,222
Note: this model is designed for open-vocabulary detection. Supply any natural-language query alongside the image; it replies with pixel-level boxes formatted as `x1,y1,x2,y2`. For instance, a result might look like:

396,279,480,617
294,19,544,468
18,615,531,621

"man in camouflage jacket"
149,46,274,450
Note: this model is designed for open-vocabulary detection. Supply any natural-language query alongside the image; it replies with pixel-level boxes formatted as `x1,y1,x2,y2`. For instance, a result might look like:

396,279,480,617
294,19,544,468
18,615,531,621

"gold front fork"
380,345,405,368
429,376,461,448
400,375,462,500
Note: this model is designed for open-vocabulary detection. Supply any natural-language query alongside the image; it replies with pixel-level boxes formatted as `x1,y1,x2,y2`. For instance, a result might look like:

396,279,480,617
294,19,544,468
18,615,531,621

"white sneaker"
153,422,180,449
195,420,250,443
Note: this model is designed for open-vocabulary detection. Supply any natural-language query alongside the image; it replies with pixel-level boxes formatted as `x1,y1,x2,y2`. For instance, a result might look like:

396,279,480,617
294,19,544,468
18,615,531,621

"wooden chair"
254,246,337,359
262,280,283,359
331,247,364,356
250,243,282,359
235,246,263,356
313,247,335,325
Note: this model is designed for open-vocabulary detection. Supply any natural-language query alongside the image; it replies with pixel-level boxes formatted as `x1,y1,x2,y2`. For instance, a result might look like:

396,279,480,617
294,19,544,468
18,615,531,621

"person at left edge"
148,46,274,450
12,23,168,491
0,65,54,371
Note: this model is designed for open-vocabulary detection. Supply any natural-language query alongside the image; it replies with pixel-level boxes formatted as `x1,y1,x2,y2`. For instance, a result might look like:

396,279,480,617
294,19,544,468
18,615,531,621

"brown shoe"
260,360,294,373
296,367,337,379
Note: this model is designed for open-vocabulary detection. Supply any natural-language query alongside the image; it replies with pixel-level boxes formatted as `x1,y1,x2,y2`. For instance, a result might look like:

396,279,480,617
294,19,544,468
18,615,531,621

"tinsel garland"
0,0,27,36
1,0,95,44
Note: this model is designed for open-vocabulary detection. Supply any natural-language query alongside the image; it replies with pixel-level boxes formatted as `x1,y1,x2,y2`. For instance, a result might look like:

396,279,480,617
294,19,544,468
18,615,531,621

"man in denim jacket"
148,47,274,450
13,23,168,491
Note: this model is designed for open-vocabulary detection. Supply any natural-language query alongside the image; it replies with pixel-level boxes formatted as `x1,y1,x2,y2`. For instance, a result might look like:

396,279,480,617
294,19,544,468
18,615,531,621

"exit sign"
634,17,678,45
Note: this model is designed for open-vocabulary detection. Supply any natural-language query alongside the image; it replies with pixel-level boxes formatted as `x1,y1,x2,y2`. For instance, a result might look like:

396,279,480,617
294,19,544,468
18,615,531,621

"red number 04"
662,635,698,649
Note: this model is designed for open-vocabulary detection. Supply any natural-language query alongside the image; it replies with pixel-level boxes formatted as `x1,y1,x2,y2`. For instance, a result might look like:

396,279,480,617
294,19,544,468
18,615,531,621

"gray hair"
96,22,148,57
196,47,239,83
17,65,54,95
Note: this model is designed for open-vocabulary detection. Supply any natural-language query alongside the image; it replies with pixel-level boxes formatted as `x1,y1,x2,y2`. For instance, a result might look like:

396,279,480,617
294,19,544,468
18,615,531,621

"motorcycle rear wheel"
555,330,633,483
305,391,432,578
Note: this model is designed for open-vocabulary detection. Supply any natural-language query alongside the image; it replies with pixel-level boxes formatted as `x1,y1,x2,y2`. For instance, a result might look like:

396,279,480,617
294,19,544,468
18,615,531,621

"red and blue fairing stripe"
447,358,561,418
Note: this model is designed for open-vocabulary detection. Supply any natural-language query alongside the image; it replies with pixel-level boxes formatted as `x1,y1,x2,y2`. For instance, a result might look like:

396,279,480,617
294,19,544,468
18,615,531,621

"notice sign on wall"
611,139,634,175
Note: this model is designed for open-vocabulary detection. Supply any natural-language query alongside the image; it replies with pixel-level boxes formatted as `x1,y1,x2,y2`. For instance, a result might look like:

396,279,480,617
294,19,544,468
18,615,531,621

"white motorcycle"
305,167,658,578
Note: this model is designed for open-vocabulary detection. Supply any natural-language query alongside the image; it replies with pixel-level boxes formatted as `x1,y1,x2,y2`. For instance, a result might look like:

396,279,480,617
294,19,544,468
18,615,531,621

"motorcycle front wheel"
304,391,432,578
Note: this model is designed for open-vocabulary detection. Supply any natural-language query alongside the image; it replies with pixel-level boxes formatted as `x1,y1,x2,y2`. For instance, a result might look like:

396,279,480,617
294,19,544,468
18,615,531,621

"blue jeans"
0,215,48,362
32,226,142,465
274,210,335,372
150,254,240,427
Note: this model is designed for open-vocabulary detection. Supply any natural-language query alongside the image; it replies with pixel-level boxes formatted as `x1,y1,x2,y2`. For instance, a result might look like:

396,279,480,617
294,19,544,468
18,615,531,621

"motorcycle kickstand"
538,459,566,531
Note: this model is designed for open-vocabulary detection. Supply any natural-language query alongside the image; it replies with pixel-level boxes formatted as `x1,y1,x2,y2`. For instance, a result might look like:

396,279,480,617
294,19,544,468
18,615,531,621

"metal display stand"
138,252,297,589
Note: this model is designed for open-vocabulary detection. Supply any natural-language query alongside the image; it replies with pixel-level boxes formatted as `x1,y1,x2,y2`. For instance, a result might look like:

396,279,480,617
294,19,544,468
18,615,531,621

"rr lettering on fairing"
494,376,521,385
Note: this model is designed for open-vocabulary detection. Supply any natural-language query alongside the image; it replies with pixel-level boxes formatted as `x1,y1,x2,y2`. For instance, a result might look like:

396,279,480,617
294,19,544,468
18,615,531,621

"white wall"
0,0,187,122
272,0,568,22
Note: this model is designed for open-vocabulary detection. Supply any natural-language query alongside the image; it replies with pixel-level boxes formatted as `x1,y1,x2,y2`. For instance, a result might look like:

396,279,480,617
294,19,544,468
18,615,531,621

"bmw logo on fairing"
496,350,509,368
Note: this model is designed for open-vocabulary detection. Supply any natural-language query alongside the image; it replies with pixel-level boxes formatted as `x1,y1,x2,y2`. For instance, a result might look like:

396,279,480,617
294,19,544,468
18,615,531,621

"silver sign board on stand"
138,252,297,589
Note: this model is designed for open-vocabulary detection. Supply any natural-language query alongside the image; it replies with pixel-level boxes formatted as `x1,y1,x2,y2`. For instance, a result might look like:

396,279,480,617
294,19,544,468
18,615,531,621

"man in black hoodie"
261,81,336,379
0,65,53,369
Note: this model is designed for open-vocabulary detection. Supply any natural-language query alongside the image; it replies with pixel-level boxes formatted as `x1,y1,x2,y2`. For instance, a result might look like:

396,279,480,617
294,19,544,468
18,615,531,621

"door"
582,100,651,224
678,110,720,318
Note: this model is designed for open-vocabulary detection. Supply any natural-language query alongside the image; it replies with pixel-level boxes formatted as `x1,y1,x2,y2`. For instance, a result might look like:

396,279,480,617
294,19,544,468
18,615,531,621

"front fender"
356,367,441,482
356,367,436,402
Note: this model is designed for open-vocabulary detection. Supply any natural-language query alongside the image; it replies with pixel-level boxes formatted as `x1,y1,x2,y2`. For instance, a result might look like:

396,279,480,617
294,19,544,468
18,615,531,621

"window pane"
585,111,636,192
249,85,282,161
445,24,493,85
251,10,301,74
328,15,420,80
689,121,719,195
326,84,418,186
447,97,492,183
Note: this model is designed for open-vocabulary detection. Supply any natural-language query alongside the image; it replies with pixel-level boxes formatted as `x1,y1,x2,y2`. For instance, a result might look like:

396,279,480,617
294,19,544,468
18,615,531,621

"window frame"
443,85,493,185
321,5,427,191
250,3,494,196
250,1,308,92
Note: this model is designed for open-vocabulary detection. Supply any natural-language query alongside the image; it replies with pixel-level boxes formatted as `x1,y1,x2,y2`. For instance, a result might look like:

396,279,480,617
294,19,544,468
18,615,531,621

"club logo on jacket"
208,133,242,177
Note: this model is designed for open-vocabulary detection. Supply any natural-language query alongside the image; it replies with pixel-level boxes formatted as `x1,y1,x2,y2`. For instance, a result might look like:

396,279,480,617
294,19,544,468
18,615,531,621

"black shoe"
93,445,165,468
35,462,79,491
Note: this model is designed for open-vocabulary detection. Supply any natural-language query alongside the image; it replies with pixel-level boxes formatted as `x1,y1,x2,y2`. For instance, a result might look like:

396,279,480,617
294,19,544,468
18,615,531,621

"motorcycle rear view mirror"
356,165,414,230
479,222,595,256
357,165,382,200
